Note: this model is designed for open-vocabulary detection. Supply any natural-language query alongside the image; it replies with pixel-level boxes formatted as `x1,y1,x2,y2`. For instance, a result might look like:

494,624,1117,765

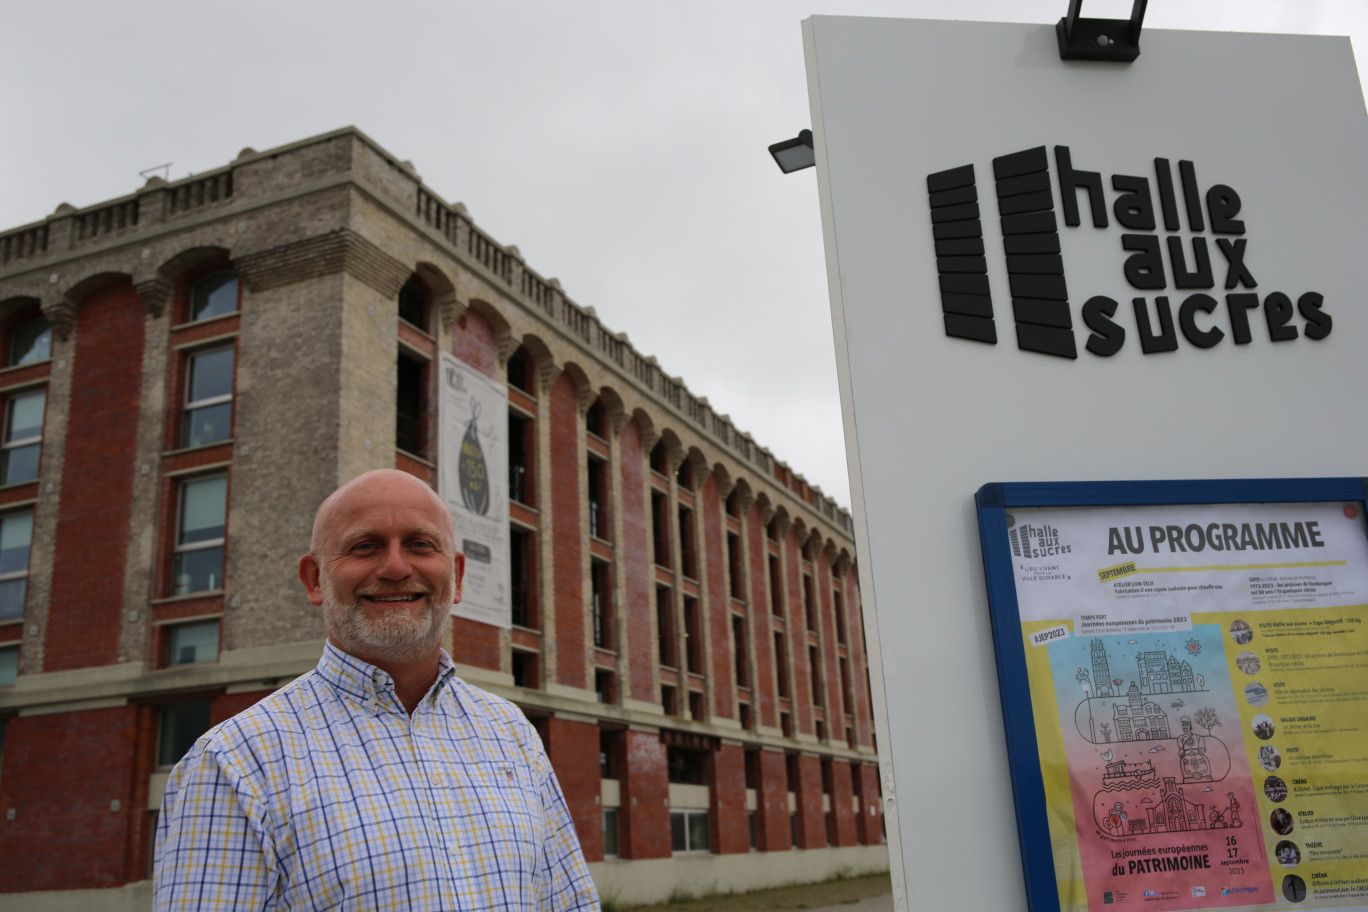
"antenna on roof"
139,163,172,182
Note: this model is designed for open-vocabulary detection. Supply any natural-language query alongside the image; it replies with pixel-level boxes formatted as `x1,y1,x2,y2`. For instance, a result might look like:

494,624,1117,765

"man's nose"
376,541,412,579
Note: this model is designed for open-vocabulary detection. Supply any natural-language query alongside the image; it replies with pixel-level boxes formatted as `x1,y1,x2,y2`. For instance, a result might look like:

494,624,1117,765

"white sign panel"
438,352,510,629
803,16,1368,912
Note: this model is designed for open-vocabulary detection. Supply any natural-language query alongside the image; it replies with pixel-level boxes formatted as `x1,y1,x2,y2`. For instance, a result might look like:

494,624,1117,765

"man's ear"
452,552,466,604
299,554,324,606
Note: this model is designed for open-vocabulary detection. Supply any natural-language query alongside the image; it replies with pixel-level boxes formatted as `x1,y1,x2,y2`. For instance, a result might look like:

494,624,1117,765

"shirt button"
429,773,442,788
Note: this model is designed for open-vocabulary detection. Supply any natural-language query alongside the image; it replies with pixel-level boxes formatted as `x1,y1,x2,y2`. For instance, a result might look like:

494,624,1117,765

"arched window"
8,315,51,367
189,271,239,322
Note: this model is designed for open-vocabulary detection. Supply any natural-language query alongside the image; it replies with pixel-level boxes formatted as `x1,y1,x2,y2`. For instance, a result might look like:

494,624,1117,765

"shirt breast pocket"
462,759,545,880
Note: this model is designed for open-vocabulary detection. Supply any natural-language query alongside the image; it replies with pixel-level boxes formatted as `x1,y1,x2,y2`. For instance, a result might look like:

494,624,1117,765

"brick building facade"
0,128,884,908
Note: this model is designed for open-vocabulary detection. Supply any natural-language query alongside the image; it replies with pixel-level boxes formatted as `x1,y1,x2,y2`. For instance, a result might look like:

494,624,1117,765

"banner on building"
977,478,1368,912
437,352,510,629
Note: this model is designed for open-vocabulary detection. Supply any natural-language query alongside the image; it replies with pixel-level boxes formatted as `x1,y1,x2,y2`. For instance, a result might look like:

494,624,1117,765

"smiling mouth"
361,593,428,605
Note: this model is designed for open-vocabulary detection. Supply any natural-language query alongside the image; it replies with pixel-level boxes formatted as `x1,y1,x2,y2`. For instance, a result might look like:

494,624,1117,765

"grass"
611,871,892,912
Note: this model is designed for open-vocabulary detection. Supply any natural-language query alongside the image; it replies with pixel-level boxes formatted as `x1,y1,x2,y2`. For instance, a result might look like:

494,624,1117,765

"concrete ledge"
0,880,152,912
589,844,890,906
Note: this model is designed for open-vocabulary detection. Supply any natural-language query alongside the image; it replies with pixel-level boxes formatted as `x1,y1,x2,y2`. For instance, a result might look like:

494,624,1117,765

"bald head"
310,469,454,556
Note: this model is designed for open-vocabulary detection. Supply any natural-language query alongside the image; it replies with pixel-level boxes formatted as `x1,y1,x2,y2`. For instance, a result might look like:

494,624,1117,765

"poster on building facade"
437,352,510,629
977,480,1368,912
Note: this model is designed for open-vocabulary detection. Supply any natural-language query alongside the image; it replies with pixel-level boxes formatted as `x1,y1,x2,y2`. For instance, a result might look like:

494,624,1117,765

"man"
155,469,599,911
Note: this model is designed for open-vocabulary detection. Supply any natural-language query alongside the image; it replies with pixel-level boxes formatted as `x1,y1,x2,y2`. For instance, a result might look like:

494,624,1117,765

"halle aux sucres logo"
926,146,1330,359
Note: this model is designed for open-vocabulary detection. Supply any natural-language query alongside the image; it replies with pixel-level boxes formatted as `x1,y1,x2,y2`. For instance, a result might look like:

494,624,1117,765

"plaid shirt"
155,643,599,911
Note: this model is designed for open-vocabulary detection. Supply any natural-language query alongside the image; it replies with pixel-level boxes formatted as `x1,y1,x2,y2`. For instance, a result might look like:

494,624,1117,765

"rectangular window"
834,590,847,644
774,632,790,699
157,701,213,767
510,527,536,629
1,388,45,484
508,412,533,506
600,728,623,779
748,811,758,850
651,491,670,567
0,510,33,621
688,690,705,721
671,810,710,853
769,555,783,616
603,809,620,857
396,351,427,456
594,669,615,704
661,683,679,716
677,505,696,579
0,646,17,686
803,574,816,630
511,650,539,689
656,585,675,667
166,619,219,666
181,347,233,448
744,750,762,790
728,532,744,599
810,645,823,706
840,657,853,715
587,456,609,540
667,746,706,784
591,560,612,649
732,615,748,687
173,476,226,595
683,596,701,673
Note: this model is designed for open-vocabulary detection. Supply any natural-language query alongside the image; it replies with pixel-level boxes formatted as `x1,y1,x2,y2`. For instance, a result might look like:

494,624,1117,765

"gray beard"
324,591,448,665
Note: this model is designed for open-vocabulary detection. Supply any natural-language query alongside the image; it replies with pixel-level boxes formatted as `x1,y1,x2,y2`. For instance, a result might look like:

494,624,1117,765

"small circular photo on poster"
1259,744,1282,771
1230,619,1254,645
1265,775,1288,802
1244,681,1270,707
1276,840,1301,867
1235,651,1261,675
1283,874,1307,902
1270,807,1294,835
1252,713,1276,740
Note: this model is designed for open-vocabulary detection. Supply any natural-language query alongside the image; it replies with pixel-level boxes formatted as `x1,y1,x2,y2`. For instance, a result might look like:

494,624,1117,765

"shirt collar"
317,641,458,712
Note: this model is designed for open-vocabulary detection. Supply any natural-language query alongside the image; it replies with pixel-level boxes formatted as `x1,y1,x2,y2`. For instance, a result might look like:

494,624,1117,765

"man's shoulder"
199,669,329,753
448,675,531,728
446,676,546,757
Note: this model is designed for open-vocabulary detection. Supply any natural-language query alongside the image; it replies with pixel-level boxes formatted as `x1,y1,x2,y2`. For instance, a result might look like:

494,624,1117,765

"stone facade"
0,127,884,908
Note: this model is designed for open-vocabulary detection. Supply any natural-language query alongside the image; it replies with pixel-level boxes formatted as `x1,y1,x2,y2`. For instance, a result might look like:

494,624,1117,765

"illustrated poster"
437,352,510,629
1005,500,1368,911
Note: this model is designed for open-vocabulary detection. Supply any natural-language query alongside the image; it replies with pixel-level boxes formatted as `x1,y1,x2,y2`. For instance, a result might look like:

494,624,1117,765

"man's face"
300,472,464,667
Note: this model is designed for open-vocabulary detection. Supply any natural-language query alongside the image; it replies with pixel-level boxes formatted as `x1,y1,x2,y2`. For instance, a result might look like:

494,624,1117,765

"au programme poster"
1001,500,1368,911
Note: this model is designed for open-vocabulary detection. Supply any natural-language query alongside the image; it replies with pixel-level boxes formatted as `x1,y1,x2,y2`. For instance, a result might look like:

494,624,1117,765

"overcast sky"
5,1,1367,509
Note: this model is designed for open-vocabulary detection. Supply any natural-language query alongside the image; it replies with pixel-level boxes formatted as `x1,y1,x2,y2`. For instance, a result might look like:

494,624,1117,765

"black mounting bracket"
1057,0,1147,62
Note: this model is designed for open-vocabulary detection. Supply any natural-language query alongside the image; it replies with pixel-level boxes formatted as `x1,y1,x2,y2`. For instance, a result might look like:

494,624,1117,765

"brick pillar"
856,763,885,845
549,373,585,688
47,283,144,672
794,754,825,848
830,760,858,847
756,748,789,851
709,743,748,854
0,706,141,891
542,716,603,860
618,729,669,859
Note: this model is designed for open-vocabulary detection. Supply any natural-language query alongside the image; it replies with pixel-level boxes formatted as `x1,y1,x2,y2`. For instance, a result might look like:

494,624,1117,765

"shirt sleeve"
154,739,278,912
535,758,601,912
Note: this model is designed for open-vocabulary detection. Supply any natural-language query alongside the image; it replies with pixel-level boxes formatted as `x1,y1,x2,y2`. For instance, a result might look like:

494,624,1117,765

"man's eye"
352,542,377,553
410,540,435,550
